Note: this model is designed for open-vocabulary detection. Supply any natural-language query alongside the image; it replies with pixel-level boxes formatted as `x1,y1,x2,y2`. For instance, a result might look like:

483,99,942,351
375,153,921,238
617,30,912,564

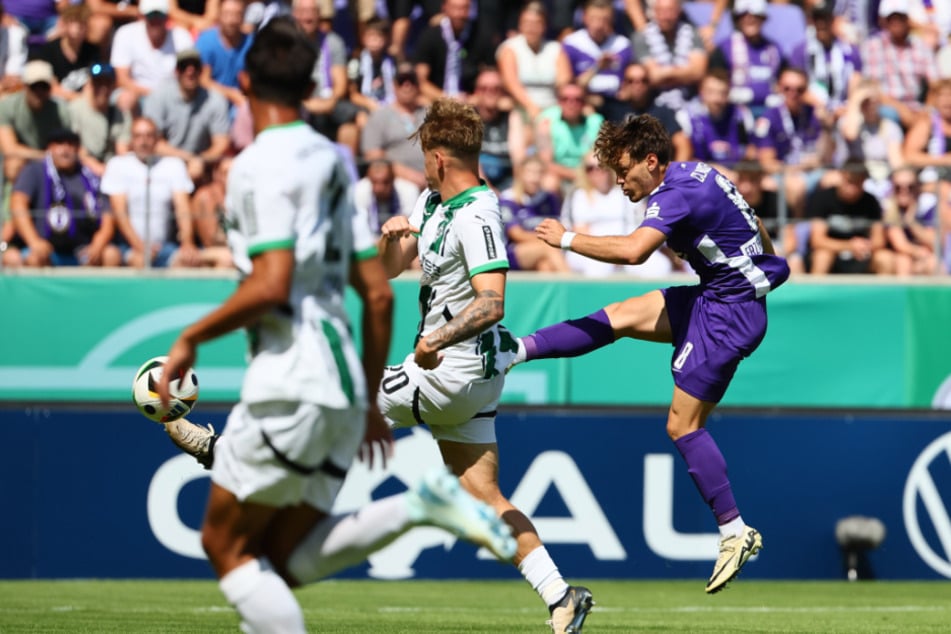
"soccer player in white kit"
376,98,594,634
155,19,514,634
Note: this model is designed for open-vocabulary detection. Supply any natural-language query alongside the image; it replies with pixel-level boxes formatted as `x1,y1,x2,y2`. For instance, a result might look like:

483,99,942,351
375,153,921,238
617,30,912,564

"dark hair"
364,16,391,36
593,114,671,171
244,17,317,107
410,98,483,161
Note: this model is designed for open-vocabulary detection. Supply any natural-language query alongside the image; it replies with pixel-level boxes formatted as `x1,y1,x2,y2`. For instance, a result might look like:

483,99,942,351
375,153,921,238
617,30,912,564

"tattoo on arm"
424,289,503,350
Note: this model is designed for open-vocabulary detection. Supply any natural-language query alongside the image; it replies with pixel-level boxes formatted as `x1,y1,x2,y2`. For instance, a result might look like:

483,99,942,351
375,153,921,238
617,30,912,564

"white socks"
219,558,305,634
287,494,414,584
719,516,746,539
518,546,569,607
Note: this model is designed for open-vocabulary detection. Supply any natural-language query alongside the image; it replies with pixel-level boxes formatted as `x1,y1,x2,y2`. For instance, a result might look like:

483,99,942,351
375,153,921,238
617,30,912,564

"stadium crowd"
0,0,949,275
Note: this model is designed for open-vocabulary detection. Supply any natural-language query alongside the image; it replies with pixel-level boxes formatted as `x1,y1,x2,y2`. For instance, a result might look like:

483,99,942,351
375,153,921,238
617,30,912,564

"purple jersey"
499,189,560,232
561,30,632,99
718,33,784,109
687,103,754,164
639,162,790,301
753,103,823,165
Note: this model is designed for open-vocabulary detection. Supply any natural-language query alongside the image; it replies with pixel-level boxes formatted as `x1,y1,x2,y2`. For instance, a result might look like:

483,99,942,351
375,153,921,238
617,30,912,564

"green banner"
2,273,950,408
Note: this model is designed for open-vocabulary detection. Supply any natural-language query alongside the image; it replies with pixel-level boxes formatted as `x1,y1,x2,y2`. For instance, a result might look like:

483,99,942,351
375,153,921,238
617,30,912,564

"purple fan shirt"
753,103,823,165
639,162,790,301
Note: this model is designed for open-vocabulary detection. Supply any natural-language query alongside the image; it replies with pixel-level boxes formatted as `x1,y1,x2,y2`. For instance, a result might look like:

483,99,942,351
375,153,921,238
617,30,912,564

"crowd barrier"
2,271,951,408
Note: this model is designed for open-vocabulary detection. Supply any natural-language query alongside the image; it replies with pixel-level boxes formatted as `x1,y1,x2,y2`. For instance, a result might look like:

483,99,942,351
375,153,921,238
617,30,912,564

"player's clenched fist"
380,216,419,242
535,218,567,249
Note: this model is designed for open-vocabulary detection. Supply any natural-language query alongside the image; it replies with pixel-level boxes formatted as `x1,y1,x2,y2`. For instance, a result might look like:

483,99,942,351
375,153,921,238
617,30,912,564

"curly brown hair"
409,98,483,162
593,115,671,173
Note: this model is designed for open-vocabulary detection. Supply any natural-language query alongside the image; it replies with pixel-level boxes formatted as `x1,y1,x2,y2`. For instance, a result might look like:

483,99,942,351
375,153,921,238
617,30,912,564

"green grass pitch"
0,579,949,632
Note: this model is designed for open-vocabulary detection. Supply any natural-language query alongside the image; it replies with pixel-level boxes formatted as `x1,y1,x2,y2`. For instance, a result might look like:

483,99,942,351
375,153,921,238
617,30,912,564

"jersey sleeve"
638,188,691,236
456,204,509,277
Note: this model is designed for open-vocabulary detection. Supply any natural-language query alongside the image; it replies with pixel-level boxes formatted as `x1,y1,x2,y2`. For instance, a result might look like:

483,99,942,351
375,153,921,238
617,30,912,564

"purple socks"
673,428,740,525
522,309,615,360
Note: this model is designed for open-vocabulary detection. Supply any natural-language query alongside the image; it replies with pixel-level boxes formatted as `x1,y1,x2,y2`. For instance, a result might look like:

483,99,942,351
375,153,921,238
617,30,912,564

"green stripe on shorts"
321,319,354,404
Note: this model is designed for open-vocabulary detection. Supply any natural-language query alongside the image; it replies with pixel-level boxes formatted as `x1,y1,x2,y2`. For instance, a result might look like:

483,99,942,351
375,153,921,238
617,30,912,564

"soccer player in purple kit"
510,114,789,594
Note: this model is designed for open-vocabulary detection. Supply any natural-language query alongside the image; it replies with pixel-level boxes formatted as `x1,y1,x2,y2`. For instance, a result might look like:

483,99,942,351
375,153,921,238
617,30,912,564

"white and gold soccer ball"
132,355,199,423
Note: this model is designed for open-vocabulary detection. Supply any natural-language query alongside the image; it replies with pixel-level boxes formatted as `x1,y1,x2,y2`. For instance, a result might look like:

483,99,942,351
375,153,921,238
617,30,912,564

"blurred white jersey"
225,122,376,407
409,185,515,377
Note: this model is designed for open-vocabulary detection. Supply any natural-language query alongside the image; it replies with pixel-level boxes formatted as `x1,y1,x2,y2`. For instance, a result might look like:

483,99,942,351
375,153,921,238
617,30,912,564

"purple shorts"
663,285,768,403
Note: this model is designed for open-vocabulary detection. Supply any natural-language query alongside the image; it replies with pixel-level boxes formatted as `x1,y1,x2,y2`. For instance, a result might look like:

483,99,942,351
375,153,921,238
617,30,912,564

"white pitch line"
374,605,949,615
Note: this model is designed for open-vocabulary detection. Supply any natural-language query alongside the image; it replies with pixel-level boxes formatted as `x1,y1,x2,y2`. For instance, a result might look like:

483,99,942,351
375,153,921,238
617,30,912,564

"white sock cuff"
518,546,568,606
219,558,270,605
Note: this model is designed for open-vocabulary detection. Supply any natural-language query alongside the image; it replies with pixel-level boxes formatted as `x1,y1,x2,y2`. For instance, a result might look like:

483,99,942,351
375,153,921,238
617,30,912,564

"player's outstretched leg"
548,585,595,634
405,466,517,562
164,418,217,469
706,526,762,594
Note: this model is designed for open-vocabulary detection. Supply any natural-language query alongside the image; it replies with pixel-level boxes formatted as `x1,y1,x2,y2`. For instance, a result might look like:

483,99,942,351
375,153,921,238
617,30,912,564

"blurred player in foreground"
375,98,593,634
156,18,514,634
510,114,790,594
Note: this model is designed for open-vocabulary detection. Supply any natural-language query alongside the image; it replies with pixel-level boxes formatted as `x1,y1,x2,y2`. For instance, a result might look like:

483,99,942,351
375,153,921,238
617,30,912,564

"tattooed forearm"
423,289,504,350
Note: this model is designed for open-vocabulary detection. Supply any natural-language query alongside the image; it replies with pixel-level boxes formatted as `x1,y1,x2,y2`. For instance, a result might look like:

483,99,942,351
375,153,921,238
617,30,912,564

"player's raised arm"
536,217,667,266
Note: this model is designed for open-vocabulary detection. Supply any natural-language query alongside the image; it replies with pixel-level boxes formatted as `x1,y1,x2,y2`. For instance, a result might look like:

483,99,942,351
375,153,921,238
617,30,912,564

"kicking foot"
706,526,762,594
548,585,594,633
164,418,217,469
407,466,517,562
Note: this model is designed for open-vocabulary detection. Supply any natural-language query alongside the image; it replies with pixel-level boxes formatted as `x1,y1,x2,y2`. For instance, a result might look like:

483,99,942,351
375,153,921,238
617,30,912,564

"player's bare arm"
757,217,776,256
349,254,395,467
536,218,667,266
157,249,294,405
415,271,506,370
378,216,419,278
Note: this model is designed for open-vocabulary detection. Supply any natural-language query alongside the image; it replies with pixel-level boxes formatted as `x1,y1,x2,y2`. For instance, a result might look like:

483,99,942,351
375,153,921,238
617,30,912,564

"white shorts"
212,400,365,512
376,352,507,444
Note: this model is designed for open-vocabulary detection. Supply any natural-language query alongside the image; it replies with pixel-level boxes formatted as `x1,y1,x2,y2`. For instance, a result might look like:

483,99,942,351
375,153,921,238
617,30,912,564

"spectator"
560,0,632,119
561,154,676,277
0,60,70,188
709,0,785,118
755,67,835,219
808,159,892,275
613,62,692,161
940,34,951,80
85,0,141,52
32,3,100,102
882,166,939,275
190,154,230,249
68,62,131,177
167,0,220,33
195,0,251,112
835,78,904,200
902,79,951,181
413,0,497,100
353,158,419,237
473,67,528,192
3,0,58,39
496,1,571,122
789,2,862,117
499,155,570,272
861,0,938,129
110,0,194,109
9,128,120,267
293,0,360,157
682,68,755,174
536,82,604,194
630,0,707,112
0,1,28,94
101,116,230,268
361,65,427,189
142,48,231,184
346,17,397,115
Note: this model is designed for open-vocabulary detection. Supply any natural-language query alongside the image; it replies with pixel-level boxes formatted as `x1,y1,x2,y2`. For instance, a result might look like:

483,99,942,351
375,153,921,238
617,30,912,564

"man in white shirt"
110,0,193,110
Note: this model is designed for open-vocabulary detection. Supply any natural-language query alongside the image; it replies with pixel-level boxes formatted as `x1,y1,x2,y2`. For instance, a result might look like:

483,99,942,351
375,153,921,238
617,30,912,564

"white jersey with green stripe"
225,121,377,408
409,184,516,377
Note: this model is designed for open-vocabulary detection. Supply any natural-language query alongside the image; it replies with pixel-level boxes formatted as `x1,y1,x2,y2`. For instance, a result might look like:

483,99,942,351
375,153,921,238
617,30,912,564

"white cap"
878,0,909,18
733,0,768,17
139,0,170,16
22,60,54,85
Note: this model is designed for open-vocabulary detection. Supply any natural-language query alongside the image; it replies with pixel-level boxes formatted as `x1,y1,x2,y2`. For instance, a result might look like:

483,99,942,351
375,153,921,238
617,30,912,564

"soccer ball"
132,355,199,423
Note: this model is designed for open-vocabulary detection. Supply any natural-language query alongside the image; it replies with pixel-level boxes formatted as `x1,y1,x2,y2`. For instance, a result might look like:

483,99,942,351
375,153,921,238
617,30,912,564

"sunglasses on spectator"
559,95,584,103
893,183,918,192
781,85,807,94
584,163,603,172
395,73,418,85
624,76,648,84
